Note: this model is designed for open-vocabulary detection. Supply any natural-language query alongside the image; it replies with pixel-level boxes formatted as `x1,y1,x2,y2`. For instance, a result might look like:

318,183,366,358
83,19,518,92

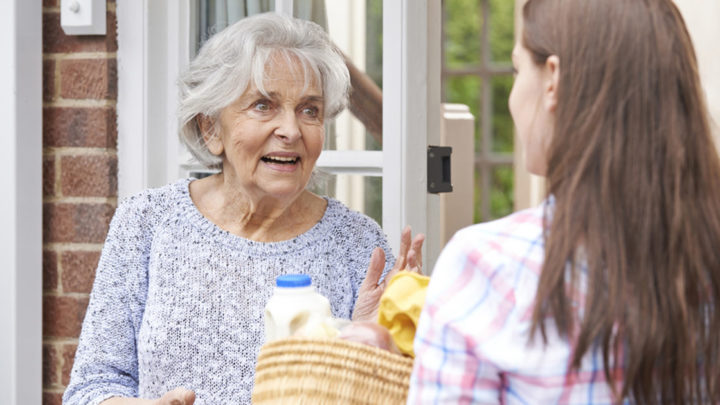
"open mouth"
261,155,299,165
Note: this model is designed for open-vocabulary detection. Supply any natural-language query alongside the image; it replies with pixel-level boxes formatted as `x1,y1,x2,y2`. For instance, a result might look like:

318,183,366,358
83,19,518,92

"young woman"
409,0,720,403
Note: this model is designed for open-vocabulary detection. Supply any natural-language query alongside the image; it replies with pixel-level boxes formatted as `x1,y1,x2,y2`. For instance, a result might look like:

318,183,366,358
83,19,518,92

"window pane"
473,167,484,223
473,164,514,222
365,0,383,152
444,75,482,153
491,75,514,153
444,0,482,69
490,165,514,219
195,0,274,52
294,0,326,25
307,172,382,225
488,0,514,63
324,0,383,151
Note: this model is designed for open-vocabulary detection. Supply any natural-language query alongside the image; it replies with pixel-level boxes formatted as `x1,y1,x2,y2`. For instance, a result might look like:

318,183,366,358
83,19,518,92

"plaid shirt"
408,202,625,404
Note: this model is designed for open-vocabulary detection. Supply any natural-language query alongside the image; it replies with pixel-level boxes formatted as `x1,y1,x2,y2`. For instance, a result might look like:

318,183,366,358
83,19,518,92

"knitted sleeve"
63,194,156,405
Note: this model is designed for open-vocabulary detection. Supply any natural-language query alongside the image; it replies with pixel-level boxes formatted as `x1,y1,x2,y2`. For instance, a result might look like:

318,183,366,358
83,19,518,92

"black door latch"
427,145,452,193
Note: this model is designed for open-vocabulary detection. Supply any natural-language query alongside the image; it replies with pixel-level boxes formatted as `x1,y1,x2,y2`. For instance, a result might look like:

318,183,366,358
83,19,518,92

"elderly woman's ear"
197,114,224,156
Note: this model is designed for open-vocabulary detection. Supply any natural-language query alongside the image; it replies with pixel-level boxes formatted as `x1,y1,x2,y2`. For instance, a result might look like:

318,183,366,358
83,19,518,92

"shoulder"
110,179,191,234
116,179,190,217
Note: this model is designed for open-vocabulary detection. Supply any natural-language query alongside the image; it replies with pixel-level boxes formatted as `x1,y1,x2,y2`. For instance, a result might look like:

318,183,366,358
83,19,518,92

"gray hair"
178,12,350,169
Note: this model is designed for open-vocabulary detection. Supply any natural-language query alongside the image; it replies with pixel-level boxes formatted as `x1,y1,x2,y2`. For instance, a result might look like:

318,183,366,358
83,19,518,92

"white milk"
264,274,332,342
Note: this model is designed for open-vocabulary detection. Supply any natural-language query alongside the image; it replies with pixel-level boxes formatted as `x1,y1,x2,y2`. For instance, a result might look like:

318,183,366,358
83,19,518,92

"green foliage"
366,0,383,89
444,0,482,69
490,165,514,219
492,75,514,153
444,0,516,222
489,0,515,63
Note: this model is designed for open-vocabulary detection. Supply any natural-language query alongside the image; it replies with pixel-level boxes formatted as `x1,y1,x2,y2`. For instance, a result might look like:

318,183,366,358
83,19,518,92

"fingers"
360,247,386,290
394,226,412,270
410,233,425,270
183,390,196,405
159,387,195,405
406,249,421,273
353,248,386,321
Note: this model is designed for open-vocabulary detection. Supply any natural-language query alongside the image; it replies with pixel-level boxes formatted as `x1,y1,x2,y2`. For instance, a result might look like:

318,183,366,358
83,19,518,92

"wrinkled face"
206,55,325,201
509,41,554,177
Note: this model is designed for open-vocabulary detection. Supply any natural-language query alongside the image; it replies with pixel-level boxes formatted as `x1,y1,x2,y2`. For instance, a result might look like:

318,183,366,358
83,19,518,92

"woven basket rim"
252,337,414,405
258,336,414,364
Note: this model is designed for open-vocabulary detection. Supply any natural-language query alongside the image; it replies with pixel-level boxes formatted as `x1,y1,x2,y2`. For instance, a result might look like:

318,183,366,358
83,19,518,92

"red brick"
43,202,115,244
43,250,59,292
43,155,56,197
60,154,117,197
43,59,55,102
43,344,59,388
42,391,63,405
43,295,89,338
61,251,99,293
61,344,78,386
59,58,117,100
43,107,117,148
43,12,117,53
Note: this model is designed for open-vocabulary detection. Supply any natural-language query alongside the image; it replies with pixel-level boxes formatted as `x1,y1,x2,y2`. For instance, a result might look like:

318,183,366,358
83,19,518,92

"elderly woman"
64,13,423,405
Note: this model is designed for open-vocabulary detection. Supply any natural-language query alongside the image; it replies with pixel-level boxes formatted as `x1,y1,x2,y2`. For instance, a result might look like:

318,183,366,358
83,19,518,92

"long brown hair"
525,0,720,403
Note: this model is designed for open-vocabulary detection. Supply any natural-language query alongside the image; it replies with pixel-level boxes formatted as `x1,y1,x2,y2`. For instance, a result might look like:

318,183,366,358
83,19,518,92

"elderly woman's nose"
273,110,302,141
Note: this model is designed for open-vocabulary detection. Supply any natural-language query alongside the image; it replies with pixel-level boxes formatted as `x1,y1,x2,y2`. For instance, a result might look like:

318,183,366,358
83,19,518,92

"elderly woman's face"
208,56,325,200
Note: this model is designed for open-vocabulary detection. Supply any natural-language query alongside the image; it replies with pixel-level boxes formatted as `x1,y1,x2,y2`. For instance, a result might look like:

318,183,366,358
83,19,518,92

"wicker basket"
251,337,414,404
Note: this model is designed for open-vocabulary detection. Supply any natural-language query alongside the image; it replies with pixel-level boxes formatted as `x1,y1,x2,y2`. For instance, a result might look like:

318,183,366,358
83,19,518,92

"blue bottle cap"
276,274,312,288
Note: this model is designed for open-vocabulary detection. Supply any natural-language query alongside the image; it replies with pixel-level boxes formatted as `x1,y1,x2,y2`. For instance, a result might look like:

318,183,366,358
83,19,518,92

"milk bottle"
264,274,332,342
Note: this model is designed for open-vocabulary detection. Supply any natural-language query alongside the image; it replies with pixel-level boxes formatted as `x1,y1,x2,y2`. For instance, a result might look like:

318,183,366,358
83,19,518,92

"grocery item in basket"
264,274,332,342
293,316,350,338
378,271,430,356
338,321,401,354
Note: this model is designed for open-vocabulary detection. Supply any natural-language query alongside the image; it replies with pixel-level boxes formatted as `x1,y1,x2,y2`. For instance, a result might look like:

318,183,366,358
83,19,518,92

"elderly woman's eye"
301,106,319,117
253,101,271,112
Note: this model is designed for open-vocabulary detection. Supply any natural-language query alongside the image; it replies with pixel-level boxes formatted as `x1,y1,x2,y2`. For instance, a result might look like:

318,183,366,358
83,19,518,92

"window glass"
307,173,382,225
491,75,514,153
443,0,514,222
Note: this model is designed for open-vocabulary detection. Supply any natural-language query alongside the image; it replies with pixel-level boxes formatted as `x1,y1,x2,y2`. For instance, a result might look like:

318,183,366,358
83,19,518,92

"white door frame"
0,0,42,403
117,0,190,198
383,0,441,269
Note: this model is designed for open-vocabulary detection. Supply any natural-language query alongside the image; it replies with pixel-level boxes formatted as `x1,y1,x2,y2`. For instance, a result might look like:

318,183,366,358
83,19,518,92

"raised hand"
352,226,425,322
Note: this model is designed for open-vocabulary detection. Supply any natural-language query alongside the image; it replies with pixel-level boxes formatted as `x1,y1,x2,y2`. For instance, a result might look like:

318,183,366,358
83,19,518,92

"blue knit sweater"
63,179,393,405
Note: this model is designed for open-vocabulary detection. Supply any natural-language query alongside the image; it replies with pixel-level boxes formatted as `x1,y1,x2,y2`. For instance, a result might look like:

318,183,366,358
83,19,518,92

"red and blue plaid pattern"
408,202,626,404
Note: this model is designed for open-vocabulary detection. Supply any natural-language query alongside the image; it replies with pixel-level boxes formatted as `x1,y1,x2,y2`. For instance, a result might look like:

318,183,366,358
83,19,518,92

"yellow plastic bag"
377,272,430,357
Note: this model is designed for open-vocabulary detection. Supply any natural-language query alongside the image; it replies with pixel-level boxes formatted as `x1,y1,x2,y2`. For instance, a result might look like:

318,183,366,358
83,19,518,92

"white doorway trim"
117,0,191,198
0,0,42,403
383,0,441,269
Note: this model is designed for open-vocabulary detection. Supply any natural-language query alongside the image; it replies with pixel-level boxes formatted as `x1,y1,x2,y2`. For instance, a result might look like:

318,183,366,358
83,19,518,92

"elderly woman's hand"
153,388,196,405
100,387,195,405
352,226,425,322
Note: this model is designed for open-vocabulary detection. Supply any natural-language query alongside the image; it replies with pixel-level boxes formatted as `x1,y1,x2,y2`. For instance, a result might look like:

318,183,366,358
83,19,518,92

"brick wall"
42,1,118,403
